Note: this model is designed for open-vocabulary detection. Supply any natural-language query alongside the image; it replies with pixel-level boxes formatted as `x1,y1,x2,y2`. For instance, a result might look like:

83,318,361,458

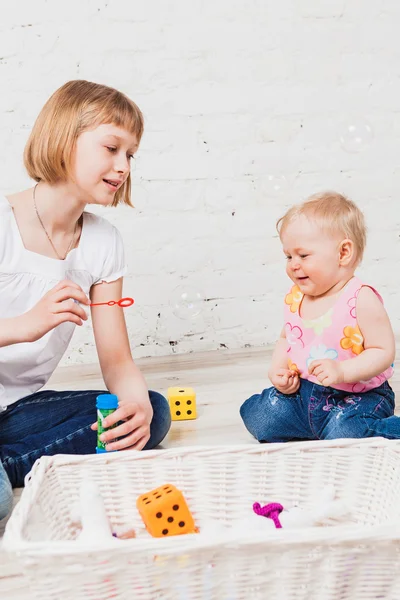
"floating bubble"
171,287,204,320
339,119,374,153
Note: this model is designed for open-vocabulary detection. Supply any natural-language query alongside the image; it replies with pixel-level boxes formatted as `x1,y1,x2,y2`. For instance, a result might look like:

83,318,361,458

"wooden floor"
1,345,399,598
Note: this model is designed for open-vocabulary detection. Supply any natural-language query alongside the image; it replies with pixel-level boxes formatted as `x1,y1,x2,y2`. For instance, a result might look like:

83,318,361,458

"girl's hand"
270,368,300,395
308,359,344,387
91,399,153,451
19,279,90,342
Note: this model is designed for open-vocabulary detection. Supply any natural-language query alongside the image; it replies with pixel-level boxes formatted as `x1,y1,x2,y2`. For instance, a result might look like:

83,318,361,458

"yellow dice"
167,387,197,421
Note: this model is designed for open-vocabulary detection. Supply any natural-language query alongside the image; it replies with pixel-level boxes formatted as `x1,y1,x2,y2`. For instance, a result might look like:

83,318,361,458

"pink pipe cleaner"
253,502,284,529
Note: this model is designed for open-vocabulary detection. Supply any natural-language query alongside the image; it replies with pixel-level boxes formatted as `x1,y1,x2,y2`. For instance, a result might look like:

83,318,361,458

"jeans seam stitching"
10,390,104,409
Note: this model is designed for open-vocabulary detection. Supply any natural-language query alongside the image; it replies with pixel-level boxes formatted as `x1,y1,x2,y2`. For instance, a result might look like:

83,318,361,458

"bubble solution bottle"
96,393,119,453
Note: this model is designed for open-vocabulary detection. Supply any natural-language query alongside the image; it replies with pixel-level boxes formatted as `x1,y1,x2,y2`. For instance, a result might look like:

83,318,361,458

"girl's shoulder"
82,211,121,238
80,211,124,253
0,194,19,247
79,212,126,283
0,193,13,214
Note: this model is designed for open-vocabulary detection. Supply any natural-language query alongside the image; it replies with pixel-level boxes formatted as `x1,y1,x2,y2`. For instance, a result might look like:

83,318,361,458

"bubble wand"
89,297,134,307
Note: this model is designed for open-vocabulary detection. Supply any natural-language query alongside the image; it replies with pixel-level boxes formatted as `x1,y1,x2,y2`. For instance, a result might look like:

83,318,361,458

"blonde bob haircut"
277,191,367,265
24,80,144,207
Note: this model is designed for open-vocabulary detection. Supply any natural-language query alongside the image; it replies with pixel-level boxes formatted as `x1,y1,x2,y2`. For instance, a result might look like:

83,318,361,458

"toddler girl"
241,192,397,443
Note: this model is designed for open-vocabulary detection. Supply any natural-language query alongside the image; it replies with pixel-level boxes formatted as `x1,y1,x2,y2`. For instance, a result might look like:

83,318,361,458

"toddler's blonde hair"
277,191,366,265
24,80,144,207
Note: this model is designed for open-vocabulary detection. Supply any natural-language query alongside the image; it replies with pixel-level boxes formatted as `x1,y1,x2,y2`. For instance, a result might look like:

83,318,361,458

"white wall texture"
0,0,399,364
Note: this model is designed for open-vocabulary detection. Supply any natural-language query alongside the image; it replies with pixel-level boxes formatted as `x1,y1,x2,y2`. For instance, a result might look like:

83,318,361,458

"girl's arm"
0,280,89,347
341,286,395,384
90,277,153,451
0,317,28,347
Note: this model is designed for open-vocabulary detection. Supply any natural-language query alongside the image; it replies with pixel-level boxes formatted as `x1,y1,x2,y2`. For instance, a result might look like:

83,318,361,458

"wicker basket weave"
4,438,400,600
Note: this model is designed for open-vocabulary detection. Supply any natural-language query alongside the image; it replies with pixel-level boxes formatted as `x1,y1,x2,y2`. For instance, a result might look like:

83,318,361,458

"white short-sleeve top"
0,195,127,408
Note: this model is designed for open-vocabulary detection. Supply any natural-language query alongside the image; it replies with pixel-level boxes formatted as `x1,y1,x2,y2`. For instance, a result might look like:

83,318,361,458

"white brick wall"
0,0,399,364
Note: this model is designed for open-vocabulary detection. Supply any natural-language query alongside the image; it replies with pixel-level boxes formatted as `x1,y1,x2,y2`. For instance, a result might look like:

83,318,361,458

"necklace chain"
33,184,78,260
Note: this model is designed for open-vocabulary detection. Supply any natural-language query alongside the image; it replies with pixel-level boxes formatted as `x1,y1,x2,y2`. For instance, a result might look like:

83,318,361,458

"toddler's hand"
308,359,344,387
270,368,300,395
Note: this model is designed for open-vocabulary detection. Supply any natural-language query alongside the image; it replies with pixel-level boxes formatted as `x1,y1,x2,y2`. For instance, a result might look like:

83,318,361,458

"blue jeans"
240,379,398,443
0,389,171,489
0,460,12,520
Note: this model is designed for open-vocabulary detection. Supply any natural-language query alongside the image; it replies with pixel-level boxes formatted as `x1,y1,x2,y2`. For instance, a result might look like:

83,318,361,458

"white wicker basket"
4,438,400,600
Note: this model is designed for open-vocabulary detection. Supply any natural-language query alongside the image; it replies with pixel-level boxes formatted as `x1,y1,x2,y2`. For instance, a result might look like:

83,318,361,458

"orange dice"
136,484,197,538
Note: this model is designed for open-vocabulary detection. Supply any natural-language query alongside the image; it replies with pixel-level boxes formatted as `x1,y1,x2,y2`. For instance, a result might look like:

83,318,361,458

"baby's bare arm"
268,327,289,380
341,286,395,384
268,328,300,394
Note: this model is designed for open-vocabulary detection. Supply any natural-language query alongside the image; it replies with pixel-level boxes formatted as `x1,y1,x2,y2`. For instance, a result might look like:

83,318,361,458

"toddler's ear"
339,238,354,266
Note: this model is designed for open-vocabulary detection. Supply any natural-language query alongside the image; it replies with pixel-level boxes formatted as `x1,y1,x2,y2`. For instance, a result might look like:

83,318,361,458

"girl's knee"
147,391,171,448
240,387,307,443
240,390,279,442
0,466,13,521
240,393,260,420
240,394,262,436
0,489,13,521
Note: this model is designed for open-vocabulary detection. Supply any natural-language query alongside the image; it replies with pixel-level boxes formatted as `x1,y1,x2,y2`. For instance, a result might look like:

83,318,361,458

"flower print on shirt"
347,288,360,319
288,357,301,375
302,309,333,336
285,285,303,314
351,373,386,394
306,344,338,369
285,322,304,349
340,325,364,355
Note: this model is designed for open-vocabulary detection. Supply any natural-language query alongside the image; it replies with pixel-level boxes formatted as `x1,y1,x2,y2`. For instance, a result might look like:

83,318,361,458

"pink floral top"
284,276,394,393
